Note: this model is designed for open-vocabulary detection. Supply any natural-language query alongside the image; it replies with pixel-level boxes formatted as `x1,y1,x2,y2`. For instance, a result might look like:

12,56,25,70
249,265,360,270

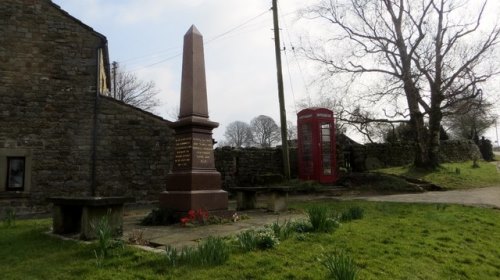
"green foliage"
165,245,179,267
322,250,358,280
255,228,279,249
165,236,230,267
378,161,500,189
235,228,280,252
235,230,259,252
290,219,313,233
2,208,16,228
341,173,421,193
267,219,295,241
435,204,448,211
196,236,230,265
91,212,122,264
478,138,495,161
2,201,500,279
340,206,364,222
307,205,339,232
140,208,177,226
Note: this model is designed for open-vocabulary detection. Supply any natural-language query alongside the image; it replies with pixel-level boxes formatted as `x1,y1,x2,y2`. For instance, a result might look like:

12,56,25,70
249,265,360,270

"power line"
278,2,303,113
120,9,272,73
205,9,270,44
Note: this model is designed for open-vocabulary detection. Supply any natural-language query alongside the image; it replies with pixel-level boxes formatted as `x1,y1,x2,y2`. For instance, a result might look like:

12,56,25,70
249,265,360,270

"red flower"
187,210,196,219
180,217,190,226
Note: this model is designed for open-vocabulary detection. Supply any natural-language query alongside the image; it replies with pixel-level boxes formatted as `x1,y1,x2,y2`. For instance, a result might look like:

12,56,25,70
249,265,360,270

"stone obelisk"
159,25,228,212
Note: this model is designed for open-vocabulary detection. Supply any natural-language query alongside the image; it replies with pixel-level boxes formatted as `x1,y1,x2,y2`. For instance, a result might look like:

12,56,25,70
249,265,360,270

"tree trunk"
410,112,430,168
427,89,444,169
427,111,442,169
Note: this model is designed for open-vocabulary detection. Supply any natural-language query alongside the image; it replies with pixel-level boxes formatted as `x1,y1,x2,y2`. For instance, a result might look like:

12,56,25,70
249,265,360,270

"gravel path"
350,186,500,208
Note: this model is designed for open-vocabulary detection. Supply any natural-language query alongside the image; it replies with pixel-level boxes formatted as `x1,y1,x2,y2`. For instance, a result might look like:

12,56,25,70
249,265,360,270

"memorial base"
159,190,228,212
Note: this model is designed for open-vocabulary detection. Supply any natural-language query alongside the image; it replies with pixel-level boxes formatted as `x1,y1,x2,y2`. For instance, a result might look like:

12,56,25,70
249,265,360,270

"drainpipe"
90,48,103,197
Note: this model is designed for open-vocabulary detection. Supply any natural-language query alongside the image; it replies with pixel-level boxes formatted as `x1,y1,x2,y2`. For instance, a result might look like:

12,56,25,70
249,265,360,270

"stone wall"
95,97,172,203
214,140,481,188
0,0,105,215
0,0,173,215
214,147,299,190
349,140,481,171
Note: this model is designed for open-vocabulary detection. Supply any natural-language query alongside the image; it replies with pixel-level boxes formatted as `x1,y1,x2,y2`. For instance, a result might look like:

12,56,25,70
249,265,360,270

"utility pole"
272,0,291,180
112,61,118,99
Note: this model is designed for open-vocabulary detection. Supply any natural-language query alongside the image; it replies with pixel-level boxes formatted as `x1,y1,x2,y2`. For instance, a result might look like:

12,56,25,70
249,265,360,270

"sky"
52,0,500,146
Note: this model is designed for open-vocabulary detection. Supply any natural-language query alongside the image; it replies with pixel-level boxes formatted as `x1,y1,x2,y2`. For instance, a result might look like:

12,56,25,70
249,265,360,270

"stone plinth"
48,196,134,240
159,25,228,213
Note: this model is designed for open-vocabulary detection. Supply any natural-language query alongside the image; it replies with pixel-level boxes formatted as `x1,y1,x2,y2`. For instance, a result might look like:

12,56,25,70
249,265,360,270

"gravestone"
159,25,228,212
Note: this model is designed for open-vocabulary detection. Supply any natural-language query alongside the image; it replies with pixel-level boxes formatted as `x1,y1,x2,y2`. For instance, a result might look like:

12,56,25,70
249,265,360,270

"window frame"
6,156,26,191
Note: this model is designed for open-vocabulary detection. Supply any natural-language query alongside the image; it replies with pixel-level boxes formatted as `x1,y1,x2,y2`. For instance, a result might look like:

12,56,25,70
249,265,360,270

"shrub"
140,208,177,226
340,206,364,222
236,228,279,252
322,251,358,280
256,228,279,249
307,206,339,232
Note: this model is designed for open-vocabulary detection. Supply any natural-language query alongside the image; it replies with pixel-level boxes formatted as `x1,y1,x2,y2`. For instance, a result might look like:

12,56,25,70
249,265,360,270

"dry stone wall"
349,140,481,171
214,147,298,190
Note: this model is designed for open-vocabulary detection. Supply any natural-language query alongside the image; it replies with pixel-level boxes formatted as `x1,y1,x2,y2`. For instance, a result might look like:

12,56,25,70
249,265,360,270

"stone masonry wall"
214,140,481,188
214,147,292,190
349,140,481,171
0,0,174,215
96,97,173,203
0,0,105,214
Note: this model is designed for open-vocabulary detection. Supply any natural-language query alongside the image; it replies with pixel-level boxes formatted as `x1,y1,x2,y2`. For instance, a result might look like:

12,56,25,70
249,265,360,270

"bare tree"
287,120,297,141
223,121,253,147
111,63,160,112
250,115,281,147
303,0,500,168
443,90,497,139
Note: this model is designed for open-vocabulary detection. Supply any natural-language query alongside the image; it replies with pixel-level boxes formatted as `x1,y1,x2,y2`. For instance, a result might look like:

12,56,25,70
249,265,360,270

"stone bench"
230,186,292,212
48,196,134,240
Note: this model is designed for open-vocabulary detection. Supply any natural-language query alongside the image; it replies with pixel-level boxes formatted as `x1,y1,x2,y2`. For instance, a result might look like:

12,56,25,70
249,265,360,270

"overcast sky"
52,0,500,145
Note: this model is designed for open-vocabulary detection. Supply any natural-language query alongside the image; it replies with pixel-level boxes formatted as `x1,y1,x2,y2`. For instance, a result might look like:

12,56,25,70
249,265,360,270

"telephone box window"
6,157,25,191
321,123,332,175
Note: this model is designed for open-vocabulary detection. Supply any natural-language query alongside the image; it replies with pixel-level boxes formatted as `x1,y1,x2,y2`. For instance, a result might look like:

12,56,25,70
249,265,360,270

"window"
6,157,25,191
321,123,332,175
301,123,313,175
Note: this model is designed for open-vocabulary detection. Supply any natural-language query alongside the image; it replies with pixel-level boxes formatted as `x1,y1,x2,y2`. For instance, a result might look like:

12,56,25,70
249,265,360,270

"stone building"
0,0,173,215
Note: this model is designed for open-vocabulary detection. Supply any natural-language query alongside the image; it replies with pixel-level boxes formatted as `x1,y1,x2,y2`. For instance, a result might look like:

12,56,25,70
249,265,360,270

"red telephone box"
297,108,337,184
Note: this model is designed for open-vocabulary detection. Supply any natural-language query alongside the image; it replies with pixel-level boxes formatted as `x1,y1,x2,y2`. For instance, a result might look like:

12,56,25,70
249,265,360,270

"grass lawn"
2,201,500,279
377,160,500,189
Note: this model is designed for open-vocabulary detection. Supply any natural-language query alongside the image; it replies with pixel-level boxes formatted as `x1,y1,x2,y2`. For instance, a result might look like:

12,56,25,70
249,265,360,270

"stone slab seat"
48,196,135,240
229,186,292,212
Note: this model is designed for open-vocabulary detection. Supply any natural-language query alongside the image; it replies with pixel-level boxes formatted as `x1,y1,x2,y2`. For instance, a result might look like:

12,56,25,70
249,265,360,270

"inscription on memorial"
173,135,214,168
193,137,213,165
174,137,192,168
